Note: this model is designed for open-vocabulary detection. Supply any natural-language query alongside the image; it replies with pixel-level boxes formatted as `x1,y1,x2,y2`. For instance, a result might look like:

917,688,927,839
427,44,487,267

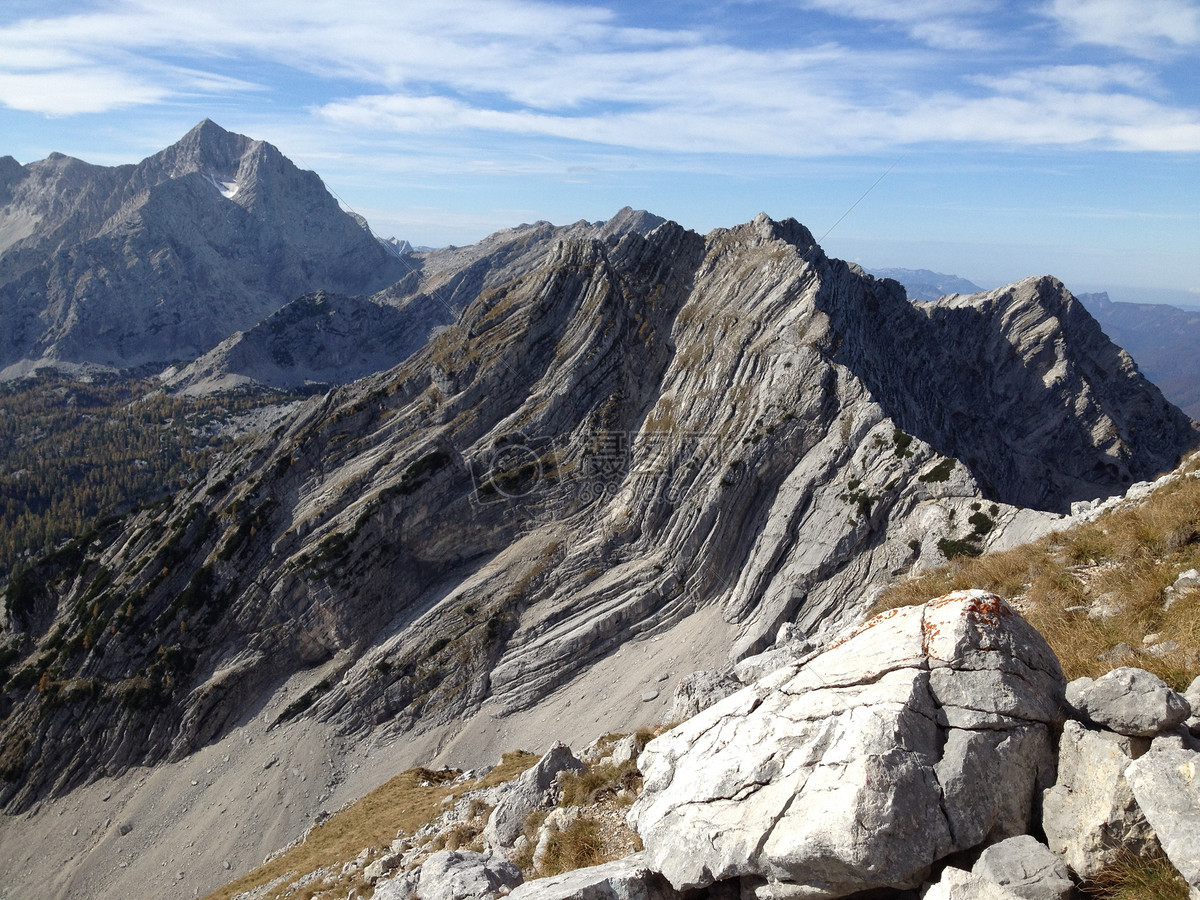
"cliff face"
0,120,405,373
826,274,1191,510
0,211,1194,817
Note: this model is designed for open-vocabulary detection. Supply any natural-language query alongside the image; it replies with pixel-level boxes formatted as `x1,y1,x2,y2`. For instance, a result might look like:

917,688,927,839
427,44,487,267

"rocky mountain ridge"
873,272,1200,424
160,208,671,394
1,205,1194,827
0,120,405,374
1,182,1198,898
160,289,445,395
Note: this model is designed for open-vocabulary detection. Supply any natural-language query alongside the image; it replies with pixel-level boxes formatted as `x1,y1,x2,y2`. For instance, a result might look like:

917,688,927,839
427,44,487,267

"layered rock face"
826,274,1193,510
630,591,1063,897
0,120,404,372
0,210,1194,819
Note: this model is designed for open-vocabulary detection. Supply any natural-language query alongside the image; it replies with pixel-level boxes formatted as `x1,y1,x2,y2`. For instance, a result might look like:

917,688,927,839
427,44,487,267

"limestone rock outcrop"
374,850,522,900
506,853,682,900
1041,720,1157,878
664,671,741,723
484,743,585,853
629,591,1063,897
924,842,1073,900
971,835,1074,900
1187,676,1200,735
1065,668,1191,737
1125,746,1200,899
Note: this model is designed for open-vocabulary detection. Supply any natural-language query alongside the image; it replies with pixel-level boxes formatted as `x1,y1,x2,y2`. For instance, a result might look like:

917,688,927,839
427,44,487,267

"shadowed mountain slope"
1078,291,1200,421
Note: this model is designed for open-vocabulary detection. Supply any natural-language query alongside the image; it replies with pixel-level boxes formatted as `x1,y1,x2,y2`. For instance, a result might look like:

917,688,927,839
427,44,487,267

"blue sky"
1,0,1198,304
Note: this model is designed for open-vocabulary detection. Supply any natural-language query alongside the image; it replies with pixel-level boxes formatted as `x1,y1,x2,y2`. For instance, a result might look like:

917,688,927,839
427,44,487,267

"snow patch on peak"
203,172,239,199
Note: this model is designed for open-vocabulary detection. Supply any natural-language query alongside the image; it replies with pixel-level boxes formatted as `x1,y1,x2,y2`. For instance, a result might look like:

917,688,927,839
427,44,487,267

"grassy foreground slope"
875,452,1200,691
202,734,653,900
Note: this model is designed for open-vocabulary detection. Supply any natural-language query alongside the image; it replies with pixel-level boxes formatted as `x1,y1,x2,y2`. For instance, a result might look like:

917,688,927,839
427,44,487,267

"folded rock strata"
2,209,1193,840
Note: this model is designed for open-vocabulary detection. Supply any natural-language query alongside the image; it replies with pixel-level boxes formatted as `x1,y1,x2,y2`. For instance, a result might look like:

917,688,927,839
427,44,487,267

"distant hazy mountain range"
1074,292,1200,421
868,267,983,301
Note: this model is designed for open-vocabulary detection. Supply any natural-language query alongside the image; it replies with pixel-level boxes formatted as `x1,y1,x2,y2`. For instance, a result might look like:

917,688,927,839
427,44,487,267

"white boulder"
630,591,1063,898
386,850,523,900
1066,668,1191,737
1042,719,1157,879
1185,676,1200,736
972,835,1073,900
1125,746,1200,899
507,852,681,900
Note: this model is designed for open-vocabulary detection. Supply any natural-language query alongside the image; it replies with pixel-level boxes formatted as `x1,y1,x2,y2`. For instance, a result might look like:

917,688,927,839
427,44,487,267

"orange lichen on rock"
823,603,911,653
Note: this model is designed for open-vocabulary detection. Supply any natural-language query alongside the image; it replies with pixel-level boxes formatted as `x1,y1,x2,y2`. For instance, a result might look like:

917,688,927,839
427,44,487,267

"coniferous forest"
0,371,302,580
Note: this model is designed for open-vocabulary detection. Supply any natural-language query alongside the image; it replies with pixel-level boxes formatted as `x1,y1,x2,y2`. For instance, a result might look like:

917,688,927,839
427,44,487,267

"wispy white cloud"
1,0,1198,155
0,69,170,115
316,79,1200,156
895,89,1200,151
973,64,1156,94
791,0,999,49
1045,0,1200,57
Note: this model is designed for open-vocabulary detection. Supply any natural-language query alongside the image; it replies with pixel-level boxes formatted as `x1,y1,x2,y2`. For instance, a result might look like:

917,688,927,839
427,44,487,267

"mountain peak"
598,206,666,239
0,120,406,371
141,119,255,184
186,117,227,137
182,118,240,151
749,212,817,250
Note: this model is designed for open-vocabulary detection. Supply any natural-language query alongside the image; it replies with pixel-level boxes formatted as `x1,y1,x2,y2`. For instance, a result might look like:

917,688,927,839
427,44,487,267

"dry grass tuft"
1081,851,1191,900
538,818,606,877
872,473,1200,689
558,760,641,807
202,751,539,900
478,750,541,788
427,817,487,854
509,808,549,871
